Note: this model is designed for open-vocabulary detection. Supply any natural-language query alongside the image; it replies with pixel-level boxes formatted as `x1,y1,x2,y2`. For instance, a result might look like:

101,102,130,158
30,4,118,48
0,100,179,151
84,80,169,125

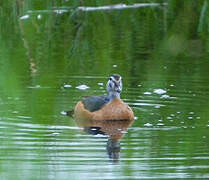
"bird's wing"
82,96,110,112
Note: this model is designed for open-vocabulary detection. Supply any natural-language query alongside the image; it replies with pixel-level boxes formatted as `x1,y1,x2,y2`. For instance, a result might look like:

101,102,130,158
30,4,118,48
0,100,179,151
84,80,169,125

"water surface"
1,1,209,179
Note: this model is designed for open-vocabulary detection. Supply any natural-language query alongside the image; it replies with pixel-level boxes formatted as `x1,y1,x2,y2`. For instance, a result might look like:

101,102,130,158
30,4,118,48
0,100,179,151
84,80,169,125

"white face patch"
111,74,121,82
107,75,123,95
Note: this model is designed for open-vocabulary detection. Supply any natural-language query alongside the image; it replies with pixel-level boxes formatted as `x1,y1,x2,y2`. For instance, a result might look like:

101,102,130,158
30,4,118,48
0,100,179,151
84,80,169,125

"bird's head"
106,74,122,99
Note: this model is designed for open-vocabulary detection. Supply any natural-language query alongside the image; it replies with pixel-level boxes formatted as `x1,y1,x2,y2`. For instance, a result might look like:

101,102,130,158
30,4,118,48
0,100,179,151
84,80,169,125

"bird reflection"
74,117,134,162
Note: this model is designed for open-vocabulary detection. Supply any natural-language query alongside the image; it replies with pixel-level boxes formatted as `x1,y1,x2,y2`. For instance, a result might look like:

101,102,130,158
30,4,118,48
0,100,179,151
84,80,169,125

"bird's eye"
109,77,112,81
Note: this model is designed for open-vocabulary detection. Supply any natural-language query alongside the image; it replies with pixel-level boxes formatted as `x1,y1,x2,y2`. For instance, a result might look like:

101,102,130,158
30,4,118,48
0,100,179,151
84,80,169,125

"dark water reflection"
1,75,209,179
1,0,209,179
75,117,134,162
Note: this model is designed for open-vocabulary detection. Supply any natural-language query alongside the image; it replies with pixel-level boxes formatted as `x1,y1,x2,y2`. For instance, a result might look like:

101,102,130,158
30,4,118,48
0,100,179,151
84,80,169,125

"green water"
1,1,209,179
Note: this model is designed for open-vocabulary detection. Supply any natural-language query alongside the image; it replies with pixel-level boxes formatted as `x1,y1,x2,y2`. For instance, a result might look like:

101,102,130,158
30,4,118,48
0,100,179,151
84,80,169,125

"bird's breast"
92,98,134,121
74,98,134,121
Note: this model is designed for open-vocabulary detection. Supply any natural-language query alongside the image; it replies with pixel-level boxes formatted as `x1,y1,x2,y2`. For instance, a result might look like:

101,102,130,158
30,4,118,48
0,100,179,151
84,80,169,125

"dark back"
82,96,110,112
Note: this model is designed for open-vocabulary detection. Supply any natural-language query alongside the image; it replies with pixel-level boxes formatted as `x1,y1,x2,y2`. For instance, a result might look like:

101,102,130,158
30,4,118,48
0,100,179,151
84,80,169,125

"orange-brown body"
74,98,134,121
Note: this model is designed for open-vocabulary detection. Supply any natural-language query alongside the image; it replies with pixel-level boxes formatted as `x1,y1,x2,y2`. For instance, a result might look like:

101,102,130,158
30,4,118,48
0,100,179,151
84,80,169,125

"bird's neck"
108,91,120,101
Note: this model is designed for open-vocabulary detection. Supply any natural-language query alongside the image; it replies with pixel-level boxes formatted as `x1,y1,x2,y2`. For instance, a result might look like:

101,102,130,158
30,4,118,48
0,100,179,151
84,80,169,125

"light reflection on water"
0,75,209,179
1,1,209,178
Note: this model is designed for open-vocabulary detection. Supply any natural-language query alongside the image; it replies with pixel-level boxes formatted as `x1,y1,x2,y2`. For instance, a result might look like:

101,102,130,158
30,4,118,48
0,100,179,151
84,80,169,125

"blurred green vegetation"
0,0,208,76
0,1,209,179
0,1,208,106
0,0,209,119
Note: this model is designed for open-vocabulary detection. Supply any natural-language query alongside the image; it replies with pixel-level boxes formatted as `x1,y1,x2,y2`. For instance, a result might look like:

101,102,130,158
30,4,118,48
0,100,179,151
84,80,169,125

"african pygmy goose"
73,74,134,121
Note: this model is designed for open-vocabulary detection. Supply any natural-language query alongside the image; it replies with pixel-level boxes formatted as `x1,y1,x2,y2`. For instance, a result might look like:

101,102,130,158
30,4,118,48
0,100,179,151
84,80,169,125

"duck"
73,74,134,121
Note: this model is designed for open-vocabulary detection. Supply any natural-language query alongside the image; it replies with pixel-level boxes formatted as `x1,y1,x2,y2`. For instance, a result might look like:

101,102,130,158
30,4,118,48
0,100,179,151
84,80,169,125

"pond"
0,1,209,179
